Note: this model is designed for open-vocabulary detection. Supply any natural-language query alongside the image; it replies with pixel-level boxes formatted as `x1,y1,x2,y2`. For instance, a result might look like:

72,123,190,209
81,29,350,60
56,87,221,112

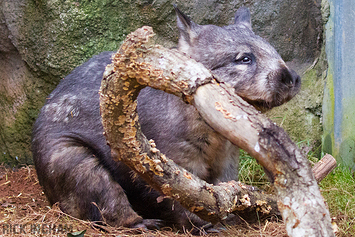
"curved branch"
99,26,334,237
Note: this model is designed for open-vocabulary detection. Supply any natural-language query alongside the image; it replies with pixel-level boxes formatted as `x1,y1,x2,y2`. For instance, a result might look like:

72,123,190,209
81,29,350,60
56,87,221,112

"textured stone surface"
0,0,324,164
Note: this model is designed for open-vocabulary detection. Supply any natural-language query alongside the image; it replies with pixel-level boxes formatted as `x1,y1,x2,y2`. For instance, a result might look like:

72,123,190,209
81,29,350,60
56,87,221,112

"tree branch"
99,26,334,237
312,154,337,183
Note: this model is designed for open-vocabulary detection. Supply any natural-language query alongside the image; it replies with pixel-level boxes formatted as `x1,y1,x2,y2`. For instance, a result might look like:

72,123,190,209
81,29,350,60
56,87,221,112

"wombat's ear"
174,5,198,45
234,7,252,30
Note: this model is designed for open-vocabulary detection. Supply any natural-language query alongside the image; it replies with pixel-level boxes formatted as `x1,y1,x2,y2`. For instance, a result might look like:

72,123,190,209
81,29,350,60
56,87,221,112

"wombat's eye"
235,54,253,65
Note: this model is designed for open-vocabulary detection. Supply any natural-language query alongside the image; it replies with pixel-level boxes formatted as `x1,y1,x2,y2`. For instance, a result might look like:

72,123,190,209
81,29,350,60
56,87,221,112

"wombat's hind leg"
45,145,161,229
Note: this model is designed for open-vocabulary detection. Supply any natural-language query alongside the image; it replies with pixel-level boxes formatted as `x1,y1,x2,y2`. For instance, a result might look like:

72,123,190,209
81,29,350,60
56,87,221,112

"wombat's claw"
208,223,228,233
191,223,227,235
132,219,163,230
206,226,225,233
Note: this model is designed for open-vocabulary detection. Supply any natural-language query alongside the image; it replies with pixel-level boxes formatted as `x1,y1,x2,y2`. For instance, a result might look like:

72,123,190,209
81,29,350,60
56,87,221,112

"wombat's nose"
281,68,301,87
290,69,301,86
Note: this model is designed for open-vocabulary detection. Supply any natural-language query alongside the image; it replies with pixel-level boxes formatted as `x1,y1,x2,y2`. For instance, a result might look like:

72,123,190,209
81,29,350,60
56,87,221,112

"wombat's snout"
279,68,301,103
289,69,301,87
281,68,301,88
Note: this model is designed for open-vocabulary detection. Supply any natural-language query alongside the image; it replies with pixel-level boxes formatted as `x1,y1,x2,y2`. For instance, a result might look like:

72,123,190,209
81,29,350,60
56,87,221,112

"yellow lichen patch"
120,74,129,81
155,165,163,172
117,62,127,72
232,194,253,211
127,70,136,78
119,126,137,139
176,80,189,90
150,147,159,153
292,219,301,229
161,183,172,196
205,185,215,193
190,206,204,213
134,162,147,174
160,154,168,163
130,52,138,60
153,159,161,165
184,172,192,180
256,200,267,206
148,139,156,148
256,205,272,214
124,81,130,88
142,153,164,177
240,194,251,207
135,64,154,86
215,101,237,120
116,115,126,126
150,68,163,78
255,200,272,214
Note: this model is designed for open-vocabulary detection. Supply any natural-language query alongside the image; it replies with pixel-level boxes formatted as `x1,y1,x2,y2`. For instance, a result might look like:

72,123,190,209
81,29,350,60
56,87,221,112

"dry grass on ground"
0,165,351,236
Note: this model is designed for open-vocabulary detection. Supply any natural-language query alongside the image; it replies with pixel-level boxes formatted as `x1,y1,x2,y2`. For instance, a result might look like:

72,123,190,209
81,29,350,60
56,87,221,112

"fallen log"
99,26,334,237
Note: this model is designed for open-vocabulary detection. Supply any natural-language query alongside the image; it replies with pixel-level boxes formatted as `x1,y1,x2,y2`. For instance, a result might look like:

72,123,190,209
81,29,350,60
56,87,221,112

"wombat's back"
32,51,114,184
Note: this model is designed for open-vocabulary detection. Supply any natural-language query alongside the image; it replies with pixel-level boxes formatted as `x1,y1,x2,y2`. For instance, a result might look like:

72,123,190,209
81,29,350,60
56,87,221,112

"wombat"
32,6,300,232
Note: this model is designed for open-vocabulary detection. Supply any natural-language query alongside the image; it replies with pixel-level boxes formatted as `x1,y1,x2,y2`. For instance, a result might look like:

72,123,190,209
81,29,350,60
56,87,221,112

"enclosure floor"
0,165,345,237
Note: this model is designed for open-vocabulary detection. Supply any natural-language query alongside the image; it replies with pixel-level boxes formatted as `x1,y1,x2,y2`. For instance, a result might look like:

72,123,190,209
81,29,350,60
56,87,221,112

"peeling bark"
193,83,334,236
99,26,334,237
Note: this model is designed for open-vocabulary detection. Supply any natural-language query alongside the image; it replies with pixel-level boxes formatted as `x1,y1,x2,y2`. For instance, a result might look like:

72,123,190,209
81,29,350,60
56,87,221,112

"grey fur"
32,7,300,231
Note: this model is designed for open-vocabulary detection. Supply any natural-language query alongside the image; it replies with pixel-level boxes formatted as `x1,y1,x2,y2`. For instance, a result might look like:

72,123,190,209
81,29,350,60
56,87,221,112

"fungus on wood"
99,26,335,237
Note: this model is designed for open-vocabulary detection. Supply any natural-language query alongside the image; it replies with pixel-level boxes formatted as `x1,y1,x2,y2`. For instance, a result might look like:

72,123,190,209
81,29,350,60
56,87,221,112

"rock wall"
0,0,325,164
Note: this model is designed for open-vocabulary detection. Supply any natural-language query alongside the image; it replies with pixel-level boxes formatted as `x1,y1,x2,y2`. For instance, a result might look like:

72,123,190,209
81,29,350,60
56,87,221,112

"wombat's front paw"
132,219,164,230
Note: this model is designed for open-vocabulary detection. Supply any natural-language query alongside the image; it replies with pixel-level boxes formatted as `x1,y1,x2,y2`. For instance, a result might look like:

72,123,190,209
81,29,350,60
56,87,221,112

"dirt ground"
0,165,330,237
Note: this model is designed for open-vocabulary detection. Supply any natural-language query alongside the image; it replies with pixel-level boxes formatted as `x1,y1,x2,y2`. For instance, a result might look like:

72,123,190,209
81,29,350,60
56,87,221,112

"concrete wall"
323,0,355,169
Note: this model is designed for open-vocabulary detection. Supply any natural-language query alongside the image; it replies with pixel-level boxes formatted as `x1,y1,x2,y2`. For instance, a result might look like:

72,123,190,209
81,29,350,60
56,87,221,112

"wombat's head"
174,6,301,111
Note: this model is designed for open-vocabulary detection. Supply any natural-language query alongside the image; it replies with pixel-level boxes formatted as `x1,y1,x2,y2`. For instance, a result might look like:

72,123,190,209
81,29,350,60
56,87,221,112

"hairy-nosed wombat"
32,6,300,231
